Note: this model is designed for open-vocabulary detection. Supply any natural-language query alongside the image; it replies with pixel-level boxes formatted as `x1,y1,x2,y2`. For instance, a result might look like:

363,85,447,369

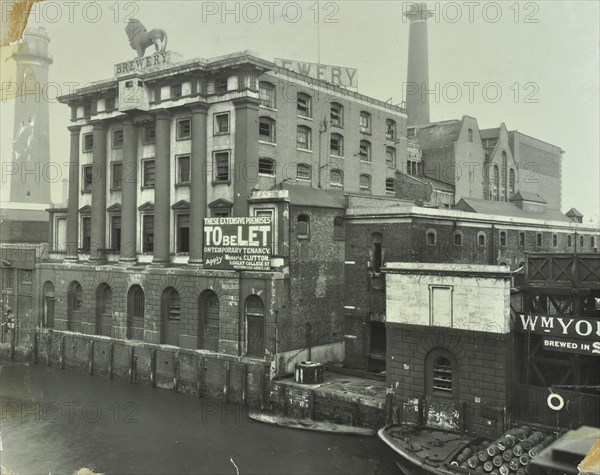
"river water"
1,363,398,474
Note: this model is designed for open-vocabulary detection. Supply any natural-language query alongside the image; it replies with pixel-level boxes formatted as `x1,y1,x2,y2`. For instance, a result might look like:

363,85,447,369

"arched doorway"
127,285,144,340
67,281,83,332
96,283,113,336
246,295,265,357
42,282,55,328
161,287,180,346
199,291,219,351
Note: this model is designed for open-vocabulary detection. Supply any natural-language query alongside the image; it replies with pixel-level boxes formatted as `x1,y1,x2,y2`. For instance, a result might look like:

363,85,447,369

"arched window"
127,285,145,340
492,165,500,201
500,231,507,247
592,236,597,248
386,147,396,168
580,235,584,248
386,119,396,140
67,281,83,332
501,152,508,201
259,81,275,108
453,231,463,246
359,111,371,133
467,128,473,142
359,140,371,162
199,291,219,351
297,214,309,239
553,234,558,247
297,125,312,150
519,232,525,247
330,169,343,188
258,116,275,143
426,349,457,398
334,217,344,239
246,295,265,357
258,158,275,176
42,281,55,328
426,229,437,246
385,178,396,194
567,235,572,247
330,133,344,156
537,233,543,247
359,174,371,192
509,168,516,197
297,163,311,182
297,92,312,118
330,102,343,127
96,283,113,336
477,231,486,247
161,287,180,346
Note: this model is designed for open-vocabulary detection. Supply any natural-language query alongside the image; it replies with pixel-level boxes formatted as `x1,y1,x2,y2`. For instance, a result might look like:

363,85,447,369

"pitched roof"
509,191,547,204
455,197,570,222
566,207,583,217
479,128,499,140
415,119,463,150
281,184,345,209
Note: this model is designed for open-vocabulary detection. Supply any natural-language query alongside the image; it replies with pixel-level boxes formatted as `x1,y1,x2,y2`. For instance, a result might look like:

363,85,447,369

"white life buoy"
547,393,564,411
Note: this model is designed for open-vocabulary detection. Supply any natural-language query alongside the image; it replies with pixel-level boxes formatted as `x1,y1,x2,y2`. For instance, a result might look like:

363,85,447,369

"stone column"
120,118,138,262
90,121,107,261
65,125,81,261
189,104,208,265
232,97,260,217
153,110,171,264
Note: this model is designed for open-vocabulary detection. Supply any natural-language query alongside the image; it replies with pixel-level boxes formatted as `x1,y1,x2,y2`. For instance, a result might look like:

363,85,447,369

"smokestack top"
404,2,434,22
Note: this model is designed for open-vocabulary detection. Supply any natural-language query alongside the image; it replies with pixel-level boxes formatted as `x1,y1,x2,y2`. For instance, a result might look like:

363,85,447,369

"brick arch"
91,271,117,290
157,275,182,296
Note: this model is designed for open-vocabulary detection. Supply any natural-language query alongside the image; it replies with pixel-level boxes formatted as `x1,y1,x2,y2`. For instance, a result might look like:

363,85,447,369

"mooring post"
241,363,248,407
45,333,51,367
224,360,230,402
174,352,180,392
88,339,94,375
128,347,135,384
59,334,65,369
33,331,38,364
150,349,156,388
108,342,114,379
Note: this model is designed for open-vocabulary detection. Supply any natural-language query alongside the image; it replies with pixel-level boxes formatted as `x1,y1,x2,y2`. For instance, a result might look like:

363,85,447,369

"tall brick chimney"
405,2,433,127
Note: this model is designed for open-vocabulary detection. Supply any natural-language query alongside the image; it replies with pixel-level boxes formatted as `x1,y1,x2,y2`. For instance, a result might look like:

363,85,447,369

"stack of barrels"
449,426,556,474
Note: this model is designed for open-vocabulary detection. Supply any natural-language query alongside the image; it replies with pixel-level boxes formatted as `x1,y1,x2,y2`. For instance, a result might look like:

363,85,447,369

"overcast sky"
2,0,599,222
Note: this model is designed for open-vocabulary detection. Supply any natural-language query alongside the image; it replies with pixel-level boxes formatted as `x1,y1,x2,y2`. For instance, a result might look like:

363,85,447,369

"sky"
1,0,599,222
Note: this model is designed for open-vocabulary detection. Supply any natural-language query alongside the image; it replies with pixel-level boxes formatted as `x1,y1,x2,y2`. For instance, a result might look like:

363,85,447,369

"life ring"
547,393,564,411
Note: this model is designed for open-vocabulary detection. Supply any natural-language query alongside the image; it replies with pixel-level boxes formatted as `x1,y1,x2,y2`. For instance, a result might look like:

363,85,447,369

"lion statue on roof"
125,19,168,58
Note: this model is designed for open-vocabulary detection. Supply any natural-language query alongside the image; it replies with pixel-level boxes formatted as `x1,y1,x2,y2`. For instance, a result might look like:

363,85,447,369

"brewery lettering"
115,52,169,75
518,314,600,339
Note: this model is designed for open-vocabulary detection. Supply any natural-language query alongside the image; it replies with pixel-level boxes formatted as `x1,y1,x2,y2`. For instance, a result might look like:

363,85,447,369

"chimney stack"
405,2,433,127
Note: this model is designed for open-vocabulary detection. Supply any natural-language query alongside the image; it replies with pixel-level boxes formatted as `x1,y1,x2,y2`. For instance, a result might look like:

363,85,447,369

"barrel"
493,455,503,467
498,435,516,451
478,450,490,462
294,362,324,384
519,454,530,466
499,463,510,475
487,444,499,457
502,449,513,462
516,468,527,475
513,443,523,456
468,456,479,469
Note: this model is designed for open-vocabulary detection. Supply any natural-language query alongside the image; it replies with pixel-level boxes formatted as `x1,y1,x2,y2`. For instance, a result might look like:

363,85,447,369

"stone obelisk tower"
405,2,433,127
9,27,53,205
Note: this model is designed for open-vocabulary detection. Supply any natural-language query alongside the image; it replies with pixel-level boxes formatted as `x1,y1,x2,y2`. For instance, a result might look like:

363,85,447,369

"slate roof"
415,119,463,150
455,197,570,222
509,191,547,204
281,184,346,209
566,207,583,217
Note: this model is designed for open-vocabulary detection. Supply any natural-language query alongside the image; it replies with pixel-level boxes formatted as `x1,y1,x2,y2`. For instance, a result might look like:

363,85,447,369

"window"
330,133,343,156
176,214,190,253
385,178,396,194
297,93,312,118
359,111,371,133
330,102,343,127
111,162,123,190
432,356,453,394
82,165,93,192
214,151,230,182
477,231,486,246
359,174,371,192
468,128,473,142
259,117,275,143
245,295,265,357
426,229,437,246
454,231,463,246
83,133,93,152
258,158,275,176
83,103,92,118
177,118,191,140
500,231,507,247
580,235,584,248
330,169,343,188
386,147,396,167
81,216,91,252
386,119,396,140
143,126,155,144
592,236,596,248
297,164,311,181
567,235,572,247
359,140,371,162
199,291,220,351
491,165,500,201
519,232,525,247
68,281,83,332
407,127,416,139
105,96,115,111
171,83,182,99
297,215,309,239
142,160,155,187
142,215,154,253
162,288,181,321
259,82,275,108
334,217,344,239
509,168,516,197
127,285,144,340
96,283,113,336
177,155,190,184
372,233,383,272
111,215,121,251
112,129,123,148
537,233,543,247
553,234,558,247
297,126,311,150
214,113,229,135
215,78,228,94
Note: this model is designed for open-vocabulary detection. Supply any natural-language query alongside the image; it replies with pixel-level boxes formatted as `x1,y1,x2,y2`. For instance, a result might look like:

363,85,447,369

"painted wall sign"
518,314,600,340
203,217,272,271
274,58,358,87
543,337,600,357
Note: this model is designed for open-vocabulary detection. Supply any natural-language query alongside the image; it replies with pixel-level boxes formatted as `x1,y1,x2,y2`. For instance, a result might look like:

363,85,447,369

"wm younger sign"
203,217,272,271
